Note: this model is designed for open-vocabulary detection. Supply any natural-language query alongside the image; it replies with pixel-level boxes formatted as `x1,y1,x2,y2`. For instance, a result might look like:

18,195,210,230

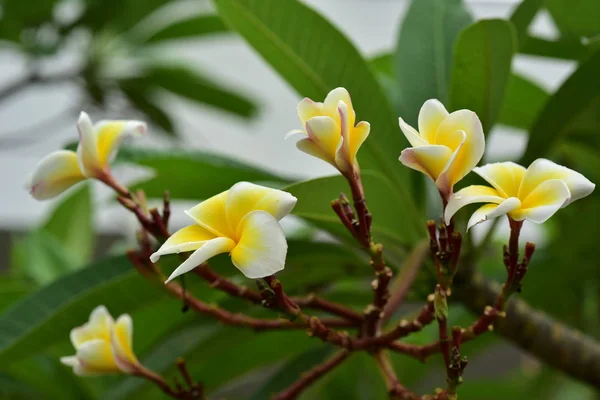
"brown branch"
193,264,263,304
374,351,419,400
293,293,363,323
271,350,350,400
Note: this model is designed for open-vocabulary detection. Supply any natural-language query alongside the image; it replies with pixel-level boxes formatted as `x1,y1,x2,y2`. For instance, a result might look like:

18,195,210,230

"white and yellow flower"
60,306,140,376
399,99,485,197
26,112,146,200
150,182,297,282
445,159,595,229
286,87,370,173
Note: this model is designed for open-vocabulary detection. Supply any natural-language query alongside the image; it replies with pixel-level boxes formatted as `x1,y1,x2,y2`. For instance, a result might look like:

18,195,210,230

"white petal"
399,117,428,147
76,339,118,373
418,99,449,143
512,179,571,223
399,145,453,181
467,197,521,230
444,185,505,224
323,87,355,125
225,182,297,234
76,111,101,176
71,305,114,348
296,138,336,166
150,225,217,263
231,211,287,279
297,98,322,124
27,150,85,200
284,129,306,140
60,356,88,376
474,162,526,198
305,116,343,159
164,237,236,283
95,119,147,165
519,158,595,206
111,314,138,373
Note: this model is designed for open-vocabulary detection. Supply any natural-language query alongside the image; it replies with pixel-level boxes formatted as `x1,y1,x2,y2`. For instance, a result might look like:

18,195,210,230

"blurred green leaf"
509,0,543,46
520,37,591,60
42,184,93,266
80,0,171,33
141,63,257,118
0,256,167,364
545,0,600,37
214,0,421,216
120,83,176,136
285,170,422,249
449,19,517,133
394,0,472,124
370,53,393,79
498,74,548,130
0,277,30,313
117,147,292,200
141,14,229,43
521,48,600,164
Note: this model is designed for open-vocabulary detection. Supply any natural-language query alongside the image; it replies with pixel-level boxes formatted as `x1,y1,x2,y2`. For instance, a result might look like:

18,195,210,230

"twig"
271,350,350,400
293,293,363,323
374,351,418,400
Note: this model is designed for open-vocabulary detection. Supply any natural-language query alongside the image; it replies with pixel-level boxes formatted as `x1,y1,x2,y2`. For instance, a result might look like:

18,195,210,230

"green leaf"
498,74,548,130
42,184,93,266
120,82,176,136
545,0,600,37
449,19,517,133
285,170,422,249
214,0,420,215
509,0,543,46
117,147,292,200
142,14,229,43
0,256,167,364
370,53,394,79
521,48,600,164
142,63,257,118
0,277,30,312
394,0,472,124
520,37,591,60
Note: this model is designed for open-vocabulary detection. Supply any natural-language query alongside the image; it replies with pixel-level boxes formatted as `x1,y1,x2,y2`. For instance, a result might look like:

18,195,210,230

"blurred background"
1,0,599,399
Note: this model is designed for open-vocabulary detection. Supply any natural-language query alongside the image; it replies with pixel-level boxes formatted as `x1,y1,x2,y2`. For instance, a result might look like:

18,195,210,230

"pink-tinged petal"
436,130,466,196
111,314,139,373
95,119,146,166
435,110,485,187
225,182,297,234
77,111,102,176
467,197,521,230
418,99,449,143
399,118,428,147
60,356,89,376
474,162,526,198
399,145,453,181
511,179,571,223
27,150,85,200
305,116,342,161
185,191,232,237
444,185,505,224
231,211,287,279
518,158,595,205
323,87,355,126
164,237,236,283
149,225,217,263
297,98,322,125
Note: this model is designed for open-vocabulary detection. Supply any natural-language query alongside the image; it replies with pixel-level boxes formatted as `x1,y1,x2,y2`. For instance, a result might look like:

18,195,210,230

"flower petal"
434,110,485,186
350,121,370,160
399,118,428,147
111,314,138,373
467,197,522,230
164,237,236,283
399,145,453,181
518,158,595,205
305,116,343,161
76,339,119,374
77,112,101,176
296,138,336,167
231,211,287,279
323,87,355,126
27,150,85,200
149,225,217,263
511,179,571,223
71,305,113,348
185,191,232,237
418,99,449,143
95,120,147,166
444,185,505,224
225,182,297,233
297,98,322,125
60,356,89,376
474,162,526,198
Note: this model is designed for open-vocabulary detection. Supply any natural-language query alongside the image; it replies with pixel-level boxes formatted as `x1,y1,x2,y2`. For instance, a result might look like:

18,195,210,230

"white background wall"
0,0,576,234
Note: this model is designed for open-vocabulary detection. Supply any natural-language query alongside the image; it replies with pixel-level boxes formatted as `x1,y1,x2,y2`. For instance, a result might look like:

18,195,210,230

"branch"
271,350,350,400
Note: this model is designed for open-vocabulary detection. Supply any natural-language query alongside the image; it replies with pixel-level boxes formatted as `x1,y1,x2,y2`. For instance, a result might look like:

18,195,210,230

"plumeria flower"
399,99,485,198
445,159,595,230
26,112,146,200
151,182,297,282
60,306,140,376
286,87,370,174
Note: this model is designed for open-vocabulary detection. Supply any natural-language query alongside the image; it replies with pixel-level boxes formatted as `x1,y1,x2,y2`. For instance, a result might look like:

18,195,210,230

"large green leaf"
509,0,543,46
42,184,93,266
449,19,517,133
214,0,419,216
520,37,591,60
545,0,600,37
0,256,167,364
498,73,548,130
394,0,472,124
285,170,422,249
0,277,30,313
117,147,292,200
141,15,229,44
521,48,600,164
120,82,176,136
